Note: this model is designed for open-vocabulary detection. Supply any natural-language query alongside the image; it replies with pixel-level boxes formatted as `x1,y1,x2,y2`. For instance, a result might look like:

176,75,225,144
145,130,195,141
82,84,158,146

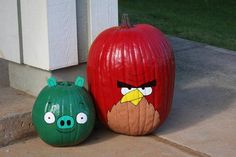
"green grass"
119,0,236,51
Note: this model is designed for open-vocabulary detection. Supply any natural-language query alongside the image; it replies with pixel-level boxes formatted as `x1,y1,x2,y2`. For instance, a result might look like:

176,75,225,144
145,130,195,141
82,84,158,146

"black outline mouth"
56,127,76,133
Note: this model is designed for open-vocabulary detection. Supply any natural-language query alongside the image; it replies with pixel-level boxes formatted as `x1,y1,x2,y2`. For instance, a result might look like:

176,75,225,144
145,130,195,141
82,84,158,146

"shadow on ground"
79,121,119,146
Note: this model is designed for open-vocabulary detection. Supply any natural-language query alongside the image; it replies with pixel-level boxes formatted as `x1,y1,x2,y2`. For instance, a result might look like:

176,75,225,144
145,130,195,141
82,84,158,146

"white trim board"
77,0,118,63
20,0,78,70
84,0,118,62
0,0,21,63
1,0,118,70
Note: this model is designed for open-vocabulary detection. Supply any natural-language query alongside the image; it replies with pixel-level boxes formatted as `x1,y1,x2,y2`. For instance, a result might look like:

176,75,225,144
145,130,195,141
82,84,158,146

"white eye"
121,87,136,95
138,87,152,96
76,113,87,124
44,112,55,124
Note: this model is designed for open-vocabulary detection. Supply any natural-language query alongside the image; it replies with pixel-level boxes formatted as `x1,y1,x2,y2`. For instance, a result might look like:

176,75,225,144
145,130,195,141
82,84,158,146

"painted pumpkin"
87,14,175,135
32,76,95,146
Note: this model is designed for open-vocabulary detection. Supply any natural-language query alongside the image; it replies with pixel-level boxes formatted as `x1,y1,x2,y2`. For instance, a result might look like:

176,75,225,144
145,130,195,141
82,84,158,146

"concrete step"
0,125,207,157
0,87,35,147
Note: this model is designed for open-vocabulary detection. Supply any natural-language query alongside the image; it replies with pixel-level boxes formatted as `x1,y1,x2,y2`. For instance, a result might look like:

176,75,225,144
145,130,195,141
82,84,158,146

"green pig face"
32,76,95,146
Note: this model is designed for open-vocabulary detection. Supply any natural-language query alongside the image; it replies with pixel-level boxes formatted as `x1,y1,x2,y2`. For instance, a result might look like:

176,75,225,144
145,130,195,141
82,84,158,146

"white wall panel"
0,0,21,63
85,0,118,61
21,0,78,70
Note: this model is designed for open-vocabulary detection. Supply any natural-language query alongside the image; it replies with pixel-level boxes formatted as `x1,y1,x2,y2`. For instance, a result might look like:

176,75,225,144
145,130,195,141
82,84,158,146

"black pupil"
142,87,145,90
81,117,83,119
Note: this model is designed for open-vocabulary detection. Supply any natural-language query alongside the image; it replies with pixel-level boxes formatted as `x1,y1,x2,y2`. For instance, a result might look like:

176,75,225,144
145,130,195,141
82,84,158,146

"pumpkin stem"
121,13,132,28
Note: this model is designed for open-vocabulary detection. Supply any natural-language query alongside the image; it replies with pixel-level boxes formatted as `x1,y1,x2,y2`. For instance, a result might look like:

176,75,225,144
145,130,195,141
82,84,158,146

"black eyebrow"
117,80,156,88
138,80,156,88
117,81,133,88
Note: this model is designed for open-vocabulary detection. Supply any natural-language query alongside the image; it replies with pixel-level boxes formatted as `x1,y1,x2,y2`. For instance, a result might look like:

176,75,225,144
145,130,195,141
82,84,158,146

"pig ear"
47,77,57,87
75,76,84,87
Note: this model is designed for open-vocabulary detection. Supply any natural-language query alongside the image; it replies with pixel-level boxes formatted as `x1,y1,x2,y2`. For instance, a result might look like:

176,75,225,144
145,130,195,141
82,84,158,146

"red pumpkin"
87,14,175,135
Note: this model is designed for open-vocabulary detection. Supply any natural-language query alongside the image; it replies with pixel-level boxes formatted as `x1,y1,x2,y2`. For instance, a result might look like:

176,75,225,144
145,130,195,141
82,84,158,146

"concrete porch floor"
0,37,236,157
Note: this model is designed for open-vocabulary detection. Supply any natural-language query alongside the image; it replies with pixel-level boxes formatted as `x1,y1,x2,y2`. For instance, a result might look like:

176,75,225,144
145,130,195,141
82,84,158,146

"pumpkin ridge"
150,103,156,133
127,100,131,134
138,28,158,108
135,29,148,89
96,30,115,121
138,97,141,134
141,97,147,134
140,27,168,122
159,39,168,121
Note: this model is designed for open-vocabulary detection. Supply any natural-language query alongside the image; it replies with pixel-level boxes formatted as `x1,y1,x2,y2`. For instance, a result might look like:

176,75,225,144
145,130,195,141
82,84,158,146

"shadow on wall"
156,46,236,134
0,58,9,87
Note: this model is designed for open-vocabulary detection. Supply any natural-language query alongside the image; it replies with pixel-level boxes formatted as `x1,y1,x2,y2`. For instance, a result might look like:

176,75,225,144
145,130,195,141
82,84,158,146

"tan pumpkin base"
107,98,160,135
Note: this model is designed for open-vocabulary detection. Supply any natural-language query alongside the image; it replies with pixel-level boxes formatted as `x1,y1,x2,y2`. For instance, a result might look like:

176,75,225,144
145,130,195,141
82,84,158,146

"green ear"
47,77,57,87
75,76,84,87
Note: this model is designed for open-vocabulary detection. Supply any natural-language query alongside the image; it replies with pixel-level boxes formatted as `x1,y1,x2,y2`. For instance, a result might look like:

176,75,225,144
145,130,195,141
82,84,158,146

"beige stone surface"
156,39,236,157
0,87,35,146
0,87,34,118
0,127,199,157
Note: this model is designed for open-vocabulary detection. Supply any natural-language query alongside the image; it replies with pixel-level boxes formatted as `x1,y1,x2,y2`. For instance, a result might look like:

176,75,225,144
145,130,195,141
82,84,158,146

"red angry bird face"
104,57,161,135
87,23,175,135
118,79,156,106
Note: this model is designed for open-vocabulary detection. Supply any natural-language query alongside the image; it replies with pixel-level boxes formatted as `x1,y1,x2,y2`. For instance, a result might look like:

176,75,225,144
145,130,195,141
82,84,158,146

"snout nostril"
60,120,65,126
67,120,71,126
57,116,74,129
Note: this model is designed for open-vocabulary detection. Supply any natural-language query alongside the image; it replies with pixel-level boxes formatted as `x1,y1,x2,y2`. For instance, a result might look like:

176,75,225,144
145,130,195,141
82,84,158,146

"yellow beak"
120,89,144,106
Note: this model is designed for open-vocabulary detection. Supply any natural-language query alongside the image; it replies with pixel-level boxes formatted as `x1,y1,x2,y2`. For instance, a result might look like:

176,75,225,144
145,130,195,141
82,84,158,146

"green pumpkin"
32,76,95,146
